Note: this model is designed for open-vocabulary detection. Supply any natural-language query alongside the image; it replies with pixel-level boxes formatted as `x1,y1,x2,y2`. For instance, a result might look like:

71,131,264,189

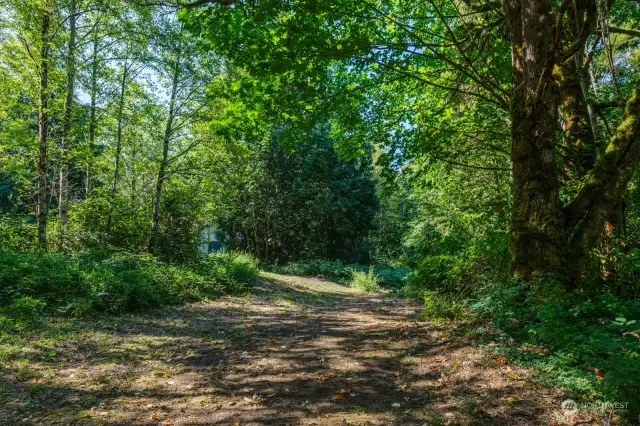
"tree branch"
174,0,233,8
592,99,626,111
562,0,598,61
554,0,571,45
608,26,640,38
565,80,640,241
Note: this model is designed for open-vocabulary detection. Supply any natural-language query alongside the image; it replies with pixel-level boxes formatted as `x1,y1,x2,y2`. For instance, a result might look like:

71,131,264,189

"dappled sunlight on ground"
0,273,569,425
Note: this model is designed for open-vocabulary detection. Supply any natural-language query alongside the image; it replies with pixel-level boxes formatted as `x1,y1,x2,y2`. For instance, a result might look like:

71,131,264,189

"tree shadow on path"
0,273,564,425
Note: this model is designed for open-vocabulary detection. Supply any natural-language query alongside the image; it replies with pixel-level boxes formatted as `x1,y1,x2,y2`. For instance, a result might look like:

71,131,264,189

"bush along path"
1,273,582,425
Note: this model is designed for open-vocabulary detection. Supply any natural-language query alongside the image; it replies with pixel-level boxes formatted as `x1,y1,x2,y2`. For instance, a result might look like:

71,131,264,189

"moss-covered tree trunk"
565,83,640,276
505,0,565,280
555,59,597,178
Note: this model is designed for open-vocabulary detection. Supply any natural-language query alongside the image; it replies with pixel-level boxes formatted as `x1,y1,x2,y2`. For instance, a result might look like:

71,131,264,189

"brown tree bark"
555,58,597,178
501,0,640,283
106,61,129,233
36,0,50,251
554,0,598,180
59,0,77,249
148,56,181,253
86,32,99,195
505,0,565,280
565,82,640,275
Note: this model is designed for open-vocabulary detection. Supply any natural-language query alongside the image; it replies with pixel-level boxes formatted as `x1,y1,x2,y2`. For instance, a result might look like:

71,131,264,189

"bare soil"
0,273,581,425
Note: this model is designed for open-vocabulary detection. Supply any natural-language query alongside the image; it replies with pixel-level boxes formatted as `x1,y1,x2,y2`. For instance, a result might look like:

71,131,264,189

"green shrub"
0,250,91,305
213,251,259,284
583,247,640,300
405,232,510,300
0,249,259,319
61,298,95,317
404,255,455,298
0,216,37,253
196,251,258,295
350,266,380,292
272,260,409,290
9,296,47,318
0,315,16,333
83,253,173,313
368,266,410,290
419,291,465,321
67,195,150,252
470,279,640,419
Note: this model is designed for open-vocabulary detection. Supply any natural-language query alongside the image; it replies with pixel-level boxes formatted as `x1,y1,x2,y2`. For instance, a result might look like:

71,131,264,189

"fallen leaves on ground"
329,388,351,400
495,355,508,365
506,371,521,380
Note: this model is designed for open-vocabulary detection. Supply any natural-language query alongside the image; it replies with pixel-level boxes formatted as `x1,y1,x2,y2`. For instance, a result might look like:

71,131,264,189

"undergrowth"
418,291,466,322
349,266,380,292
0,249,258,328
404,235,640,421
467,279,640,420
271,259,409,290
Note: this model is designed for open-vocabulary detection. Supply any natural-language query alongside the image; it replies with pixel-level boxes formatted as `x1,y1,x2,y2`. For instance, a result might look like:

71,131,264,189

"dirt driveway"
0,273,570,425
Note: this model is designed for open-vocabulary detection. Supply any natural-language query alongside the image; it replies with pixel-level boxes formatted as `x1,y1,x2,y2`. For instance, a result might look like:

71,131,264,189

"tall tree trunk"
37,0,50,251
130,158,137,203
106,61,129,233
86,32,99,195
565,82,640,275
148,58,181,253
59,0,77,249
556,59,597,178
505,0,565,280
554,1,598,181
554,2,624,279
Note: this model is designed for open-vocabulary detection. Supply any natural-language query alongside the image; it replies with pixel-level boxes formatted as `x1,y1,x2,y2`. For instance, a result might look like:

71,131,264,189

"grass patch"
271,259,352,282
418,291,465,322
270,259,409,291
350,267,380,292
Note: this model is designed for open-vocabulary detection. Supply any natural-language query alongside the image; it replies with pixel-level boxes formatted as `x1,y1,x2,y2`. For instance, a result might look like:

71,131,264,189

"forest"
0,0,639,424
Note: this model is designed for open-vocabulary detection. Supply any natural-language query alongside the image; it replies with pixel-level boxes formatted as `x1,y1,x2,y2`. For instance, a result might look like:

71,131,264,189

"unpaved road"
1,273,571,425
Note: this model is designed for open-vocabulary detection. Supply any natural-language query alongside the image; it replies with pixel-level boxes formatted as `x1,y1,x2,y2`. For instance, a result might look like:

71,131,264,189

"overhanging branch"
174,0,233,8
608,26,640,38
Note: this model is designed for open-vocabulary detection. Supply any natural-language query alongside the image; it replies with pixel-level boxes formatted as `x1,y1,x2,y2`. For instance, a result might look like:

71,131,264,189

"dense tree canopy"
0,0,381,262
1,0,639,295
221,127,377,263
181,0,640,283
